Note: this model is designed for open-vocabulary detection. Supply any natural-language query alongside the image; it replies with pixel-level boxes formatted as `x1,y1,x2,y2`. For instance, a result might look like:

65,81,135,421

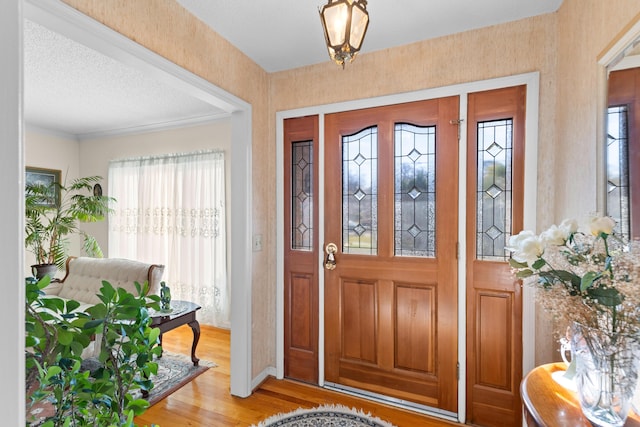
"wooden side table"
521,363,640,426
149,300,202,366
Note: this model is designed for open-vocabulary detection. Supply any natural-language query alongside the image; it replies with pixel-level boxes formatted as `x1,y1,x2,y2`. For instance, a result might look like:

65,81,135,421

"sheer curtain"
108,150,228,328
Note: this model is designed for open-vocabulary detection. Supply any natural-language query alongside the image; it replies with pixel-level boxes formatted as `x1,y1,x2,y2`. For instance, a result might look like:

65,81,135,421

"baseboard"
251,366,277,391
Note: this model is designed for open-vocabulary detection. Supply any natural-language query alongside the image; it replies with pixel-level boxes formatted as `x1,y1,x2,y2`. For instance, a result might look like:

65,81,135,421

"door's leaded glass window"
291,140,313,251
342,127,378,255
476,119,513,260
394,123,436,257
607,105,630,240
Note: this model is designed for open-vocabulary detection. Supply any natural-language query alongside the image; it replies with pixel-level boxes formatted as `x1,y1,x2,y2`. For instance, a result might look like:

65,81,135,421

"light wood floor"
135,324,464,427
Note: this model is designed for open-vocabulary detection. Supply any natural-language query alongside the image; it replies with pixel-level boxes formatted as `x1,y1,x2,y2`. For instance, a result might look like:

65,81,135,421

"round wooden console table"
521,362,640,426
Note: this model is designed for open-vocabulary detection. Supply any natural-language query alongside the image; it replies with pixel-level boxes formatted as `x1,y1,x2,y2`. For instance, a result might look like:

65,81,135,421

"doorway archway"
24,0,254,399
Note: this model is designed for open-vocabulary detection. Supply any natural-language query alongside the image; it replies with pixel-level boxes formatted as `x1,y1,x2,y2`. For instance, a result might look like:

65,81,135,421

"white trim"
276,72,540,423
251,366,277,391
522,76,540,376
24,0,254,398
75,113,231,140
230,108,254,397
317,113,327,387
456,94,469,424
2,0,24,424
26,113,231,141
275,116,285,379
598,19,640,69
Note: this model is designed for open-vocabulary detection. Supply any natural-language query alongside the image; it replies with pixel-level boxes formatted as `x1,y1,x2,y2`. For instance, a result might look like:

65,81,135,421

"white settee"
45,256,165,309
43,256,165,357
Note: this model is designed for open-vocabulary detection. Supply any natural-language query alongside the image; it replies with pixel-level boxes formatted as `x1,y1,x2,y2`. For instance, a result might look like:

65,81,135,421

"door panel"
466,86,525,427
342,280,377,362
476,291,512,388
284,115,319,384
324,97,459,412
396,284,435,374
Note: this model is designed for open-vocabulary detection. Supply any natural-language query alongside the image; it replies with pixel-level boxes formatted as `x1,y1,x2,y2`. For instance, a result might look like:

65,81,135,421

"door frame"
276,72,539,423
24,0,255,399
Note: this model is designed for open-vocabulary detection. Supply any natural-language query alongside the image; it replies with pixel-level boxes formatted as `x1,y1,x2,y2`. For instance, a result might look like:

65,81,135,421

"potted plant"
26,276,162,426
25,175,113,279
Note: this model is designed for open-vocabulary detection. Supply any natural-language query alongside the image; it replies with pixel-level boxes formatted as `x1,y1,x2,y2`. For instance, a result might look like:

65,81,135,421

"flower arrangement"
506,215,640,336
508,215,640,426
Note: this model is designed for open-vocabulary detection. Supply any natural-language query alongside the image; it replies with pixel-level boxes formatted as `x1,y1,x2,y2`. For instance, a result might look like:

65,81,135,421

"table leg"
188,319,200,366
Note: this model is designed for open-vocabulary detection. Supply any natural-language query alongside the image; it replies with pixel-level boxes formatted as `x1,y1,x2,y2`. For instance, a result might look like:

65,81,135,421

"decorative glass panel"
476,119,513,260
394,123,436,257
342,127,378,254
291,140,313,251
606,105,630,239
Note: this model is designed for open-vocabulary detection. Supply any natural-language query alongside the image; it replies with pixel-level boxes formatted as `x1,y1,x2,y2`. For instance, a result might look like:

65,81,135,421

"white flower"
559,218,579,235
540,224,568,246
586,215,616,236
506,230,544,266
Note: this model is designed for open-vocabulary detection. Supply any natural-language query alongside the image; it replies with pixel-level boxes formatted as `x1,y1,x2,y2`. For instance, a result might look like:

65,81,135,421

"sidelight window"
476,119,513,260
291,140,314,251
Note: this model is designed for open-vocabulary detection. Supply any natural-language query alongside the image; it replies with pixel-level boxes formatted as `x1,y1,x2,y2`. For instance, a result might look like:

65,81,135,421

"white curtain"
108,150,228,328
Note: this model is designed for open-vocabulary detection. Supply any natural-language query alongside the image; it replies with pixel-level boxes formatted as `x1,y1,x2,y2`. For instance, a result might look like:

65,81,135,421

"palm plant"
25,175,114,271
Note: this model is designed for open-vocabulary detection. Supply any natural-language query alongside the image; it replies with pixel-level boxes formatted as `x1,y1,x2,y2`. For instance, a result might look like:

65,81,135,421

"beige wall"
60,0,640,381
555,1,640,218
24,128,80,278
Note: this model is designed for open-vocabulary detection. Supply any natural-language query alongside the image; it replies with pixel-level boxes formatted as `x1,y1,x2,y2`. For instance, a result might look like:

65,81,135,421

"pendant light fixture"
319,0,370,68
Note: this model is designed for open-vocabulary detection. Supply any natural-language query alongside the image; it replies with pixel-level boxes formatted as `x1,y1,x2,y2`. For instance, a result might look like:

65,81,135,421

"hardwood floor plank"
135,324,463,427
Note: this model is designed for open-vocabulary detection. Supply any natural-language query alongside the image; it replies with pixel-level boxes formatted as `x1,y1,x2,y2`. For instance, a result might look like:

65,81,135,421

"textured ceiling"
24,0,565,139
24,19,226,139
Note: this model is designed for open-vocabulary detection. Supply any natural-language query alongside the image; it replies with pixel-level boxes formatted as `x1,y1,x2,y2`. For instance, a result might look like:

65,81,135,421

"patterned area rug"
252,404,398,427
27,351,216,425
130,351,216,405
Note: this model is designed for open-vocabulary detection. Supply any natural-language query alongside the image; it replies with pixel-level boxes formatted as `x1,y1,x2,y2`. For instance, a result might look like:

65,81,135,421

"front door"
323,97,459,412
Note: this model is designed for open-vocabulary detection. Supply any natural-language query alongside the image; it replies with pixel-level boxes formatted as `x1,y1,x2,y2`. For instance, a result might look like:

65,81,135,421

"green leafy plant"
26,277,162,426
25,175,114,270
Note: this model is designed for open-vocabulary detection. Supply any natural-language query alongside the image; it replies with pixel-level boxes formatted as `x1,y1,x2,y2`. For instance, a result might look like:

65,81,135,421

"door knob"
324,243,337,270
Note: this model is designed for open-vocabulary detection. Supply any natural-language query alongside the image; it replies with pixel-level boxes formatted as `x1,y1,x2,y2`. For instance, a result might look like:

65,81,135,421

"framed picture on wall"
25,166,61,208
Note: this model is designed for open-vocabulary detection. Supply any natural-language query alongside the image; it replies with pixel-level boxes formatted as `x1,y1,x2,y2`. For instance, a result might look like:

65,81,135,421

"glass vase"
571,322,640,427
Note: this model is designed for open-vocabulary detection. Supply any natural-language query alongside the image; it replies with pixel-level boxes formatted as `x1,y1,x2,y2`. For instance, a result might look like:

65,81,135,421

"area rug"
130,351,216,405
27,351,216,424
251,404,398,427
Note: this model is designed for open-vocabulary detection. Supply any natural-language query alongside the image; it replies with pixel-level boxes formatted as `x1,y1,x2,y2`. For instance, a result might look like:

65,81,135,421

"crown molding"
76,112,231,140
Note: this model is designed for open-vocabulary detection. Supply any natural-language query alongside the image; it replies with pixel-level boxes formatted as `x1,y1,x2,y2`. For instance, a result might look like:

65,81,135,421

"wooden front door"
324,97,459,412
465,85,526,427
